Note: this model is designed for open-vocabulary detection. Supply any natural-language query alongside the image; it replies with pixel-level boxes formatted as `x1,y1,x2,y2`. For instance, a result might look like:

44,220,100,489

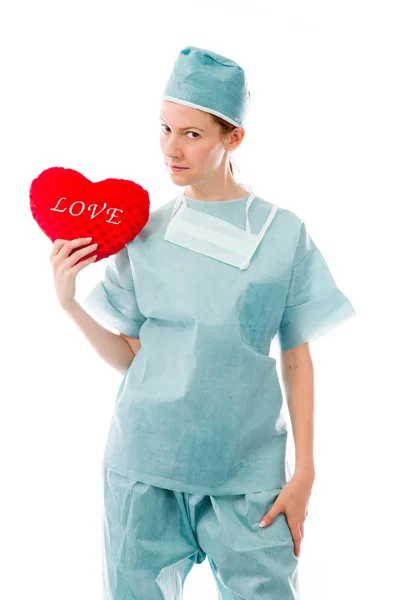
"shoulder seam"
293,245,316,269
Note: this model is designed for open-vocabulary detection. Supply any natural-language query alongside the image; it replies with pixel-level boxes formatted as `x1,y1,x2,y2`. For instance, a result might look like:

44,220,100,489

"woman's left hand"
259,471,315,557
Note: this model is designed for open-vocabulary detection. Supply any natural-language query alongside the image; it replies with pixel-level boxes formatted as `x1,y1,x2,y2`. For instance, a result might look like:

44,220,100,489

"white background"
1,1,398,599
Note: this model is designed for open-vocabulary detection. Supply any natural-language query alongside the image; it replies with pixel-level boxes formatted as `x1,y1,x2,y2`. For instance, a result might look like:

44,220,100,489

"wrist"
61,298,78,313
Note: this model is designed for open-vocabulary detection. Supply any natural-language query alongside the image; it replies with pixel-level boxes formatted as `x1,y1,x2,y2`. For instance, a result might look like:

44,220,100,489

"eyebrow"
159,116,205,132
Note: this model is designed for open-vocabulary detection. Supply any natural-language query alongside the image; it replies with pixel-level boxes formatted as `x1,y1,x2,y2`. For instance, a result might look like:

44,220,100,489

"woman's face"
159,100,230,183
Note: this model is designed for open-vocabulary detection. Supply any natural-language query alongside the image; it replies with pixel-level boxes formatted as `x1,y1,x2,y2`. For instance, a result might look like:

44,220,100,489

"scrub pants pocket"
196,488,300,600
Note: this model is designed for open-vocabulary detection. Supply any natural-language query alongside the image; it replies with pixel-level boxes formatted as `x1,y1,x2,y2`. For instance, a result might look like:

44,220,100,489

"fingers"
259,504,304,557
50,237,93,263
259,500,283,527
71,253,98,274
293,538,301,557
287,519,303,557
65,241,98,268
50,239,66,260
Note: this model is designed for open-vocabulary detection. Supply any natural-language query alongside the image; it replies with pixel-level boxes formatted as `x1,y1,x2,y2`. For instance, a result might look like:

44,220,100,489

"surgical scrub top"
83,193,356,495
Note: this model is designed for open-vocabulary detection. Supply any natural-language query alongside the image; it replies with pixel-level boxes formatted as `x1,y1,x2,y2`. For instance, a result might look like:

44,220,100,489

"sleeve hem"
278,289,356,351
83,284,145,338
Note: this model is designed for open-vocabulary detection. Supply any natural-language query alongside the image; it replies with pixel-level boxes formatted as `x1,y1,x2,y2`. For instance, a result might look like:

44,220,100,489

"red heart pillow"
30,166,150,262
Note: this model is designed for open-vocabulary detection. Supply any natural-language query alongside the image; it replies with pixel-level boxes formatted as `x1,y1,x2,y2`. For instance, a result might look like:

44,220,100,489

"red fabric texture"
30,166,150,261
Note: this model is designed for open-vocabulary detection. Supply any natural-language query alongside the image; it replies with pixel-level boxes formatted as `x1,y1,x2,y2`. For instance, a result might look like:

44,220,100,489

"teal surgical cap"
162,46,250,128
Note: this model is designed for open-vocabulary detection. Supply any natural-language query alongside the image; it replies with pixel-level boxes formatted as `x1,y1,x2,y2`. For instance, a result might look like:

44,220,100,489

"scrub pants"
102,467,300,599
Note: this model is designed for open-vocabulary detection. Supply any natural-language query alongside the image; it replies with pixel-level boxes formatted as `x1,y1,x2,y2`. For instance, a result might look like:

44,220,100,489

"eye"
160,124,200,139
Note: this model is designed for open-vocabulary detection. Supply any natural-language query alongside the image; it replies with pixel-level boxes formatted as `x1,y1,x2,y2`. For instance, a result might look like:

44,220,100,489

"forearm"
281,345,315,478
62,299,135,376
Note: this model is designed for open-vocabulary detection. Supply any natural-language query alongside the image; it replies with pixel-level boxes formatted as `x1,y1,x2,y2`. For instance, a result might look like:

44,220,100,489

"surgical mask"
164,184,279,270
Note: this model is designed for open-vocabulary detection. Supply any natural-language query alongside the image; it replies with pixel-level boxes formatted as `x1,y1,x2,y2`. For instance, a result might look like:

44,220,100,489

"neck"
183,179,249,202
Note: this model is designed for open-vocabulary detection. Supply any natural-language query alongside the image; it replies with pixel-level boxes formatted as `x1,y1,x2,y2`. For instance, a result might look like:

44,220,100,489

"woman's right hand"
50,237,98,310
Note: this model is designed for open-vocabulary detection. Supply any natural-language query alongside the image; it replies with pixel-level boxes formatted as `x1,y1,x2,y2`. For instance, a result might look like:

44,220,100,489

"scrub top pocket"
239,281,287,355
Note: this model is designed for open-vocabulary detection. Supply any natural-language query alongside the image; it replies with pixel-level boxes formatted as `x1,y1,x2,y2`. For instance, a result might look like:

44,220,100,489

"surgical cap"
162,45,250,128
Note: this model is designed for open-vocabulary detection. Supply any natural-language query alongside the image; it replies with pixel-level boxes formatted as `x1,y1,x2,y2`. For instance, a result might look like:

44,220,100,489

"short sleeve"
83,245,146,338
278,222,356,351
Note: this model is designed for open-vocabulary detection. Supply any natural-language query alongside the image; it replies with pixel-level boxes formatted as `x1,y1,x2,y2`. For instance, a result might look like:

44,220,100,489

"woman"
52,46,356,599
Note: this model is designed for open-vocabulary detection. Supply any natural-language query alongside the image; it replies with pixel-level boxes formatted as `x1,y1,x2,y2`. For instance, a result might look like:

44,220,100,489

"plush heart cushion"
29,166,150,261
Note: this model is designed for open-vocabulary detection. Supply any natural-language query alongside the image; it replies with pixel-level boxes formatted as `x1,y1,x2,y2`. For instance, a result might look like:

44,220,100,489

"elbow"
116,355,135,377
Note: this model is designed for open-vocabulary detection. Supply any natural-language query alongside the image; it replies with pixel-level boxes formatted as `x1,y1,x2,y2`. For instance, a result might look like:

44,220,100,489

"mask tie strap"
240,203,279,270
244,188,256,233
256,203,279,238
171,194,185,218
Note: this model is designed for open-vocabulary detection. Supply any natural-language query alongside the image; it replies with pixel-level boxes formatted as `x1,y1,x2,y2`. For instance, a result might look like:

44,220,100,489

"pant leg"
194,488,301,600
206,555,239,600
102,467,201,600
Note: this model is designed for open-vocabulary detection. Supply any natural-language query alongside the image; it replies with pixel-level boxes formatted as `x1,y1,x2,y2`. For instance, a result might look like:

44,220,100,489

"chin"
171,172,192,182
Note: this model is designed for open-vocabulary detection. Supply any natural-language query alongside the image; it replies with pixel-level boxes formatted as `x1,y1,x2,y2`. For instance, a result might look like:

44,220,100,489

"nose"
162,133,183,160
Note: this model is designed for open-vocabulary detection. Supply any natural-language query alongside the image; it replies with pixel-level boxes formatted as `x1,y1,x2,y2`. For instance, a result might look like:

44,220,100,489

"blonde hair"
210,113,238,176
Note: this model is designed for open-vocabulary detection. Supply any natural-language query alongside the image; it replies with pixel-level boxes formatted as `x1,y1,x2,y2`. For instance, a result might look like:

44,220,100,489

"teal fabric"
84,194,356,495
162,46,250,127
102,467,300,599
